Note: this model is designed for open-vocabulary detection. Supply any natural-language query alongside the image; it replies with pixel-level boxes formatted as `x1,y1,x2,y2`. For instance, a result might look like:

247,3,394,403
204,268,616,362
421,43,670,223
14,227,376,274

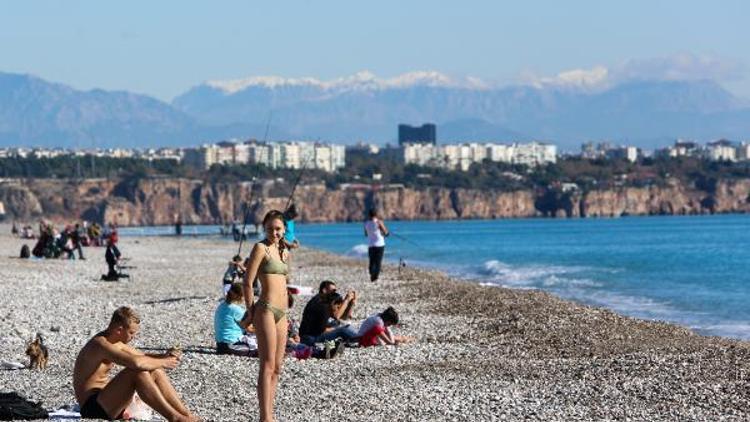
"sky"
1,0,748,101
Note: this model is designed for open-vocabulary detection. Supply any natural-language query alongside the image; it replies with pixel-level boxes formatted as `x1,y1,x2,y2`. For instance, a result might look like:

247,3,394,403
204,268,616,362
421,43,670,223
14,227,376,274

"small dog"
25,334,49,370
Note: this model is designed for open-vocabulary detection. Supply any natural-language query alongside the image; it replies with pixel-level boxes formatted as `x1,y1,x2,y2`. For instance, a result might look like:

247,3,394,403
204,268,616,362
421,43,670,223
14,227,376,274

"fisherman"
282,203,300,250
364,209,389,282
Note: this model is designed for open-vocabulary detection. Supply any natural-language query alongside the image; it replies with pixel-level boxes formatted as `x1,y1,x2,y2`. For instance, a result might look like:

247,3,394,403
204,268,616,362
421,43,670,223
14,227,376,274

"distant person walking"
72,223,85,260
364,209,389,282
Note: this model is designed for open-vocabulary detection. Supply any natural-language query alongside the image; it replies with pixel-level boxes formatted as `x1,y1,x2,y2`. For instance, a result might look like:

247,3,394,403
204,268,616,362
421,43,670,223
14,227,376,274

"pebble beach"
1,229,750,421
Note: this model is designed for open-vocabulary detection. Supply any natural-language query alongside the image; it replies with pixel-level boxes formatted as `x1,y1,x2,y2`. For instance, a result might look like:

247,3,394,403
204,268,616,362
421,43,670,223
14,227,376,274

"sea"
120,214,750,340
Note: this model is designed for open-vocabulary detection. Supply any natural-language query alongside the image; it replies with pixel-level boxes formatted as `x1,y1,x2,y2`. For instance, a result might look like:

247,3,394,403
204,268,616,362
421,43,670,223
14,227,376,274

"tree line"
1,154,749,195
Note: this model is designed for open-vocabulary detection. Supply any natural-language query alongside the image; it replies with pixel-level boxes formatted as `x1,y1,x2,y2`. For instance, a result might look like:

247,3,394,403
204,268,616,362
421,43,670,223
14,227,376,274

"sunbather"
72,307,199,422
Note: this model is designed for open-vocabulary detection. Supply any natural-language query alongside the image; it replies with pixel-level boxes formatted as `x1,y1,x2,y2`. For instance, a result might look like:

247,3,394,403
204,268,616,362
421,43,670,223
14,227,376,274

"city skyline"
1,1,749,100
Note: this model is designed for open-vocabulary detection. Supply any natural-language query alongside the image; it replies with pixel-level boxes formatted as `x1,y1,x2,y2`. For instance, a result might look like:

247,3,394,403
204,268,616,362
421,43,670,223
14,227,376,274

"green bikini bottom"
256,300,287,323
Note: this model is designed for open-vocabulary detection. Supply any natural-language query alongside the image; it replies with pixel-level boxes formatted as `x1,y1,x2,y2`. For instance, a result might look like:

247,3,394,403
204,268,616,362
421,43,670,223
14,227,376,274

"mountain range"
1,70,749,150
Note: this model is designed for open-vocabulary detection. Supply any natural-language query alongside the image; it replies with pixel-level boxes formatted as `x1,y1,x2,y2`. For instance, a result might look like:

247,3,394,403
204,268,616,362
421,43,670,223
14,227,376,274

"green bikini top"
259,244,289,276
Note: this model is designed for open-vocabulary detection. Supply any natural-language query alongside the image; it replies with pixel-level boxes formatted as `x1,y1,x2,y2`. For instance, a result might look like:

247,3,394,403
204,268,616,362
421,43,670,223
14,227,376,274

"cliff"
0,177,748,225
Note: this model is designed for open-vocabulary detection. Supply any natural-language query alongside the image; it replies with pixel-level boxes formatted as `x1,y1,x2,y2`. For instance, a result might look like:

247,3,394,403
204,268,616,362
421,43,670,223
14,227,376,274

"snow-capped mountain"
173,71,750,147
1,70,749,149
202,71,487,94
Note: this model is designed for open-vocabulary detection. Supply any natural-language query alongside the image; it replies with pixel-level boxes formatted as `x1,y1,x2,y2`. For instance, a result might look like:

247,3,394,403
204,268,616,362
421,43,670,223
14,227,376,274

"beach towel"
48,395,157,421
48,405,80,420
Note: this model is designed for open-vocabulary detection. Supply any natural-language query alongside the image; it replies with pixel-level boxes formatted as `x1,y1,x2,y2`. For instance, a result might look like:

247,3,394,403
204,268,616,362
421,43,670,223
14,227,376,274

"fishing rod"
389,231,421,248
284,153,313,211
236,201,254,255
237,112,274,255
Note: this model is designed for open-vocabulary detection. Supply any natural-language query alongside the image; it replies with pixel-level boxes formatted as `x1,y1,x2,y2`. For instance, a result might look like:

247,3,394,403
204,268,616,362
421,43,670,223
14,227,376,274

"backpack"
0,392,49,420
19,244,30,259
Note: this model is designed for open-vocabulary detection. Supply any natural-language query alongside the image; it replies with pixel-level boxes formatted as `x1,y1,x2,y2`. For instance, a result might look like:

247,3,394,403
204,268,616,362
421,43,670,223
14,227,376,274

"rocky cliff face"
574,179,750,217
0,177,748,225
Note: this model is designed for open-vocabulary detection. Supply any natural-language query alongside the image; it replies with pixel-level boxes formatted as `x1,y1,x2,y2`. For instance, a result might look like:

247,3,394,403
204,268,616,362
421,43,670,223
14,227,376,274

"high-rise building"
398,123,436,146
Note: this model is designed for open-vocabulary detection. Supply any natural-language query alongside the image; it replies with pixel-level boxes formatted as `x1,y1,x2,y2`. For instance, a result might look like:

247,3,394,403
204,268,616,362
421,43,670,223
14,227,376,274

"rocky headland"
0,176,749,225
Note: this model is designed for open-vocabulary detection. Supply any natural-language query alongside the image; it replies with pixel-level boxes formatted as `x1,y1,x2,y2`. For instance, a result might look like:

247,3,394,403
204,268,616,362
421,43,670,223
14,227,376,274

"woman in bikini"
243,210,290,422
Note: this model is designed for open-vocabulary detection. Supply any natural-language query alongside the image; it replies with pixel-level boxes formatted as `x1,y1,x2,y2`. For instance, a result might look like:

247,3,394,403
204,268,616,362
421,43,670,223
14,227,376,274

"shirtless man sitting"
73,307,199,422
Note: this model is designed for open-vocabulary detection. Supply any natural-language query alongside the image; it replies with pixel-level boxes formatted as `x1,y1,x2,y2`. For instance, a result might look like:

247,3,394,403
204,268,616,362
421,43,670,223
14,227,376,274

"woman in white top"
364,209,389,282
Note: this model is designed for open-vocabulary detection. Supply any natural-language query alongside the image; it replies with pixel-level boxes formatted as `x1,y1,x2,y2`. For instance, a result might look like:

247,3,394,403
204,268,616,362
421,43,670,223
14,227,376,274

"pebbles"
1,232,749,421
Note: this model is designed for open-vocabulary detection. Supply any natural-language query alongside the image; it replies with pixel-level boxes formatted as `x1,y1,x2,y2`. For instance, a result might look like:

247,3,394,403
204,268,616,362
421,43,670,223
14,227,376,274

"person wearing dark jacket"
104,236,125,280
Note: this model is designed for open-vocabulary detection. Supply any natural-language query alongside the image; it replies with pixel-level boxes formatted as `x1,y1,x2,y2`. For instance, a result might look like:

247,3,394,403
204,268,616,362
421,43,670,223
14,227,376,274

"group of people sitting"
15,220,119,259
213,278,410,360
297,280,409,348
20,220,87,259
15,219,129,282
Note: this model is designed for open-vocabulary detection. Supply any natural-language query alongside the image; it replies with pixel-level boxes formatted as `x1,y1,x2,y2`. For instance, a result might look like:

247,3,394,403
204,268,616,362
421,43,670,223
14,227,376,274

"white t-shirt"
365,219,385,247
357,313,391,337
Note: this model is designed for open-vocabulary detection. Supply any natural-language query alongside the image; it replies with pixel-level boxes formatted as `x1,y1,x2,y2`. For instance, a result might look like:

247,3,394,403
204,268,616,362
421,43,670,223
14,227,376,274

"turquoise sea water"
121,215,750,340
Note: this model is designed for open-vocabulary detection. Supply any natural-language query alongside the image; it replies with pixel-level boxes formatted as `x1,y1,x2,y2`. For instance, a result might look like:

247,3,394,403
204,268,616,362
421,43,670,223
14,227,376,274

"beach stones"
0,232,748,420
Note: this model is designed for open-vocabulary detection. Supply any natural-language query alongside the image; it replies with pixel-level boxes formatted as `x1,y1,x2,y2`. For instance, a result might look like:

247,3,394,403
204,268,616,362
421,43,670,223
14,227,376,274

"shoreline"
93,211,750,229
1,232,749,420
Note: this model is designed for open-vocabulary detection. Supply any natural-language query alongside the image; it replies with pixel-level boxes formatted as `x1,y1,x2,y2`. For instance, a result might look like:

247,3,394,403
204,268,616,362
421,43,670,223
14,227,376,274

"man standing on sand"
364,209,389,282
73,307,199,422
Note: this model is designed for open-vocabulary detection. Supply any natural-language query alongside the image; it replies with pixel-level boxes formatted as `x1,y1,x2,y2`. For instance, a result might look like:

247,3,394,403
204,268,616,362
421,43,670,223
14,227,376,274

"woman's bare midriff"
258,275,287,310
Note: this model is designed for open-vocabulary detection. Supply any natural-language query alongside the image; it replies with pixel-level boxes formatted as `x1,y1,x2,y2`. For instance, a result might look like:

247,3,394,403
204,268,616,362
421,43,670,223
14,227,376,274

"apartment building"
402,141,557,170
184,140,345,172
706,139,737,161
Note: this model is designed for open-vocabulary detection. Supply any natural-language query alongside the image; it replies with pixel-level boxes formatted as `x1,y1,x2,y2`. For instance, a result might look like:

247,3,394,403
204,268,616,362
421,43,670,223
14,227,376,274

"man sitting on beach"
299,280,358,345
73,307,199,422
310,280,356,319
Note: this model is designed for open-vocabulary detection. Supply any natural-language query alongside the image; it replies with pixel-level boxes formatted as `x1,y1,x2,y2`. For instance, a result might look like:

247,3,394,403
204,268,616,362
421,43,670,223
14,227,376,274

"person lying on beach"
72,306,200,422
299,289,358,346
357,307,413,347
214,283,256,356
221,255,246,296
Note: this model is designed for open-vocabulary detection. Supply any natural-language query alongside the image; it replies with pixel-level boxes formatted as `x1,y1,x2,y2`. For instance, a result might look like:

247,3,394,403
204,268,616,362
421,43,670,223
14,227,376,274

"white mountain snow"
204,70,489,94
